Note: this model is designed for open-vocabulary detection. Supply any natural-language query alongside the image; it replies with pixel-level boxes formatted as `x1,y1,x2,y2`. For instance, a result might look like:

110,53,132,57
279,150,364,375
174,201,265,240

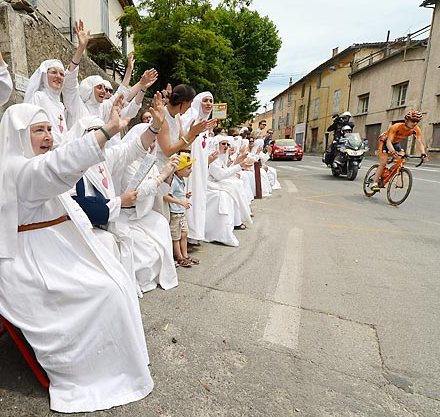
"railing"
352,25,431,73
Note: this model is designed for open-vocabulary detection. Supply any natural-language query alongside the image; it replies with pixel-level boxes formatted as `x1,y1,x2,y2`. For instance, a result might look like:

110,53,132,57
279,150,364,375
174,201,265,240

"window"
316,74,321,89
301,84,306,98
333,89,341,114
313,97,320,120
358,93,369,114
101,0,109,35
277,97,284,111
286,112,291,126
391,82,408,107
277,116,282,130
432,124,440,149
297,105,305,123
288,92,293,106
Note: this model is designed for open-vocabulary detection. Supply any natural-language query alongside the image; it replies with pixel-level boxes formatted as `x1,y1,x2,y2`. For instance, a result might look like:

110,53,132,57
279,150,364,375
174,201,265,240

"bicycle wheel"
386,168,412,206
363,164,379,197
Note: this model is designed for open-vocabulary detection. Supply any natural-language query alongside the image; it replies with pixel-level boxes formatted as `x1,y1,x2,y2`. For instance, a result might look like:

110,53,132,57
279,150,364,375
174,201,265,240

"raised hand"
106,94,130,134
140,68,158,89
127,52,135,71
208,150,219,164
149,91,165,129
74,20,90,48
188,118,218,139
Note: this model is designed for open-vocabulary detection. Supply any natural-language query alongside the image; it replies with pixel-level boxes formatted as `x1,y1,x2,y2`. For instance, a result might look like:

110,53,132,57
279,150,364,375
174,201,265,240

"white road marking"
263,228,304,350
277,165,304,172
416,178,440,184
284,180,298,193
298,164,327,170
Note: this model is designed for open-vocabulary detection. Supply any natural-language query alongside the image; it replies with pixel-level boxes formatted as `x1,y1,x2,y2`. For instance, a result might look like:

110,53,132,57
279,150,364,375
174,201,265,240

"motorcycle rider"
370,110,428,191
326,111,355,164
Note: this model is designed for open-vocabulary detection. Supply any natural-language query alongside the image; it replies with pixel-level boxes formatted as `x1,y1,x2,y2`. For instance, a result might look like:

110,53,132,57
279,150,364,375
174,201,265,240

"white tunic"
0,133,153,413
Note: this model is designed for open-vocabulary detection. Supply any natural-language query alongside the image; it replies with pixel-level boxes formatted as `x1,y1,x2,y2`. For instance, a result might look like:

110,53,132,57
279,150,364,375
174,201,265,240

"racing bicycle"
363,154,425,206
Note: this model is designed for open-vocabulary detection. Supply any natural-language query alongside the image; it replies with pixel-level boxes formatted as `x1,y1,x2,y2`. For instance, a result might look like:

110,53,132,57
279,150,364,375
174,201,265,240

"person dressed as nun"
180,91,214,244
0,96,153,413
120,125,180,293
0,50,13,106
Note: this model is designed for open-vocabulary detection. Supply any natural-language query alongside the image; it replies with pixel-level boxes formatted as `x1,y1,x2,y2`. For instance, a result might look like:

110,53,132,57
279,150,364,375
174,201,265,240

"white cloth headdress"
79,75,105,115
181,91,213,134
24,59,64,103
0,103,50,258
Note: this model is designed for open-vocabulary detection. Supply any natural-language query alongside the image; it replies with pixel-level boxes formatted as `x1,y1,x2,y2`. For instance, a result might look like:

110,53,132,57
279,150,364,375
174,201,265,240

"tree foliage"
120,0,281,125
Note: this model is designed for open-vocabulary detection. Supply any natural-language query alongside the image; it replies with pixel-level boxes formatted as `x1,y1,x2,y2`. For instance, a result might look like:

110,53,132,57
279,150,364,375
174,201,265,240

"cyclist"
370,110,428,191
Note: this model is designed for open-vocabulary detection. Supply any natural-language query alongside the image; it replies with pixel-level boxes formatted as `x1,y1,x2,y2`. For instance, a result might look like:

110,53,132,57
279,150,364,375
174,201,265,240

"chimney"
332,47,339,57
288,77,293,86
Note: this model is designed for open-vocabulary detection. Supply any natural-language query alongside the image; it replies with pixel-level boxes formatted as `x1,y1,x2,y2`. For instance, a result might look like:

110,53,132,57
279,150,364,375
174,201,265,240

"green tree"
120,0,281,125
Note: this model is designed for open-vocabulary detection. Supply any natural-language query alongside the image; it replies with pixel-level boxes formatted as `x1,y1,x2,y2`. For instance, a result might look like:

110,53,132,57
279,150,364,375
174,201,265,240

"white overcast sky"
134,1,433,112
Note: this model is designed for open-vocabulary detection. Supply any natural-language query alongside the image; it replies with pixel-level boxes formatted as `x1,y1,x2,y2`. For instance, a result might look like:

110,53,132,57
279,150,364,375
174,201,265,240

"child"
164,153,199,267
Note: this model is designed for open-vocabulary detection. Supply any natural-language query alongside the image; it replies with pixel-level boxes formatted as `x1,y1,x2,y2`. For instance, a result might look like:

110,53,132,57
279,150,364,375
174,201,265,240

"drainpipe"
304,82,312,152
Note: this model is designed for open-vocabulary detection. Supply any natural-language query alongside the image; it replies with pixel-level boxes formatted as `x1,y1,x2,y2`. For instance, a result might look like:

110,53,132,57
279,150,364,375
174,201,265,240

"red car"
270,139,303,161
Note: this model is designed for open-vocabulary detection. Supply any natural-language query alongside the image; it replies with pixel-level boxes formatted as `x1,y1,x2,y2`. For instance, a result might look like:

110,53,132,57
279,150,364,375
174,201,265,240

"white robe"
0,133,153,413
208,157,253,225
0,63,13,106
185,131,210,241
121,162,178,294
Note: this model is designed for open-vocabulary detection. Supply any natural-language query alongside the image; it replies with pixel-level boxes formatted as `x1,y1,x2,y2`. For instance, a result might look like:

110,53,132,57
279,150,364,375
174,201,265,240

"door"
365,124,381,155
311,128,319,152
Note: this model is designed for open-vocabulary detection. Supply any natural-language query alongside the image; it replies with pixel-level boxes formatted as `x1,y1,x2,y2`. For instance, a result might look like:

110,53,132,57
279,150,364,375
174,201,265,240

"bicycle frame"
379,156,407,187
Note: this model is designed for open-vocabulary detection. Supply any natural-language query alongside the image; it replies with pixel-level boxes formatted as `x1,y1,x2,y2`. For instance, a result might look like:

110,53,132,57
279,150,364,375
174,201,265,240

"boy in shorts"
164,153,199,267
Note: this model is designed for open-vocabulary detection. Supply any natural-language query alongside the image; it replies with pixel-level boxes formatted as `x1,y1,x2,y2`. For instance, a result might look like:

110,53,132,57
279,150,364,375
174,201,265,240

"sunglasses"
105,88,113,93
220,142,230,146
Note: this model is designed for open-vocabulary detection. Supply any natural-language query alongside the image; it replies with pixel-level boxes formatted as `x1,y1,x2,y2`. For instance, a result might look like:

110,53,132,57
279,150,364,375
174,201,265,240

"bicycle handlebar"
406,154,426,167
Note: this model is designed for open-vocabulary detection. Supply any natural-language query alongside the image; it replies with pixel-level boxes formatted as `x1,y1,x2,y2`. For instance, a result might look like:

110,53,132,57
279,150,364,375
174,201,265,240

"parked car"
270,139,303,161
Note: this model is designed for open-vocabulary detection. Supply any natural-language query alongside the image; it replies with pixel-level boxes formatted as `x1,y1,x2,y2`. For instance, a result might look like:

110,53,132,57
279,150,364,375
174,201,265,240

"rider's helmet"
404,110,423,122
341,111,352,118
341,125,352,132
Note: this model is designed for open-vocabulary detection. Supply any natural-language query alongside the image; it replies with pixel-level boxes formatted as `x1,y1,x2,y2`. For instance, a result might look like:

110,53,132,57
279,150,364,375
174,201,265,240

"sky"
239,0,433,113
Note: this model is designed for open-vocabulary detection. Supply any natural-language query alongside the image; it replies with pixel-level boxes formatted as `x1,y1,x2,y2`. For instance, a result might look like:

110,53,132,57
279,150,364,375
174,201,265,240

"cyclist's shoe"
370,182,380,191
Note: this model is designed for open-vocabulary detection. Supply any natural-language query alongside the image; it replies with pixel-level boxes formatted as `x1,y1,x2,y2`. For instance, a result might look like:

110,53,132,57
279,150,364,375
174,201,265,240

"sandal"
176,258,192,268
234,224,247,230
185,256,200,265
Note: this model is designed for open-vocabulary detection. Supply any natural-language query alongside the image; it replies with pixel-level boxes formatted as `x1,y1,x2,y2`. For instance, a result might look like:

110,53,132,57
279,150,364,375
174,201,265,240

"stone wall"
1,0,116,114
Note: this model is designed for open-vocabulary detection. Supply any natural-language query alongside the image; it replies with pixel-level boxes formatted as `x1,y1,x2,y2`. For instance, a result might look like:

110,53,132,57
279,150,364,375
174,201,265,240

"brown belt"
18,215,71,232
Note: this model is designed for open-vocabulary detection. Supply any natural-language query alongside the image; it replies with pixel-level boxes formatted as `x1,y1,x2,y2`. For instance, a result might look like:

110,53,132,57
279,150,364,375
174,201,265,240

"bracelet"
99,126,111,141
181,136,189,145
149,125,161,134
71,59,80,66
140,88,147,93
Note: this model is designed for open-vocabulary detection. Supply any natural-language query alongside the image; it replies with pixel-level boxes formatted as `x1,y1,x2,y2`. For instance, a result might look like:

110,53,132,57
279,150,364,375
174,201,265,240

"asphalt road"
1,155,439,416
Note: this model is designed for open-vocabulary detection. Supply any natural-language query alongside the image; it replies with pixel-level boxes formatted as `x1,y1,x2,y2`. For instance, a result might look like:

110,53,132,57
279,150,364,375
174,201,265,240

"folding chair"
0,314,50,389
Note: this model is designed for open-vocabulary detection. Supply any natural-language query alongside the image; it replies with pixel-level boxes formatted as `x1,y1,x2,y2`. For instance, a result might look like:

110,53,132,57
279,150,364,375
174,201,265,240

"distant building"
271,44,385,152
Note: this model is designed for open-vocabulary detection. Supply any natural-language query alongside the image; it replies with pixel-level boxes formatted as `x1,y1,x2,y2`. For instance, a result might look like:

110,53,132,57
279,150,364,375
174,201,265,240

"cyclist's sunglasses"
408,118,420,123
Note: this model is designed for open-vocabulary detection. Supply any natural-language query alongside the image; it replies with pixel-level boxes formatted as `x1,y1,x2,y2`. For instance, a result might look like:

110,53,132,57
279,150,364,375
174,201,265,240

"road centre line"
263,228,304,350
276,165,303,172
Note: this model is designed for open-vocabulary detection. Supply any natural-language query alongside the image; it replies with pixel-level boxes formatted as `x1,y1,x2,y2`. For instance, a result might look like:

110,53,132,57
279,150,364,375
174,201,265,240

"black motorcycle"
323,133,368,180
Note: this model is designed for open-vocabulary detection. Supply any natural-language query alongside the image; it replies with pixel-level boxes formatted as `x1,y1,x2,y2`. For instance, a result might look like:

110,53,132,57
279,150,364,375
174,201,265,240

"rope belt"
18,215,71,232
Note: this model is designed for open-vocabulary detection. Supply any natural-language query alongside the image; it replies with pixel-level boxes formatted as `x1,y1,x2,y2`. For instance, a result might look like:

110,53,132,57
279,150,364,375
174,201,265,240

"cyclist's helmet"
404,110,423,122
341,125,352,133
341,111,352,118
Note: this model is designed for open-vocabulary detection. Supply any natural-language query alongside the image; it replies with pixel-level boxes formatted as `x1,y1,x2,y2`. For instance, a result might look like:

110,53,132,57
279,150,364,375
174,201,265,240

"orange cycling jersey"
378,123,422,151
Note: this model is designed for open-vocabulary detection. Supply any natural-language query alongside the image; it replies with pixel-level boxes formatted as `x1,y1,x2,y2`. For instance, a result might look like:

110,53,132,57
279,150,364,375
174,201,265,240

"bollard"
254,160,262,199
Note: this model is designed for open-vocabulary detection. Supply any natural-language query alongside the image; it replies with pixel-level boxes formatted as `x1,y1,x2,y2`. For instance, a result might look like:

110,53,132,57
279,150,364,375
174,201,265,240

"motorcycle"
323,133,368,180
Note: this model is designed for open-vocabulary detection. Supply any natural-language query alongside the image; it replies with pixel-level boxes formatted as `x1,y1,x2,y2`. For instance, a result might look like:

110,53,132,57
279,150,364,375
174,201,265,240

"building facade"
271,44,385,152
